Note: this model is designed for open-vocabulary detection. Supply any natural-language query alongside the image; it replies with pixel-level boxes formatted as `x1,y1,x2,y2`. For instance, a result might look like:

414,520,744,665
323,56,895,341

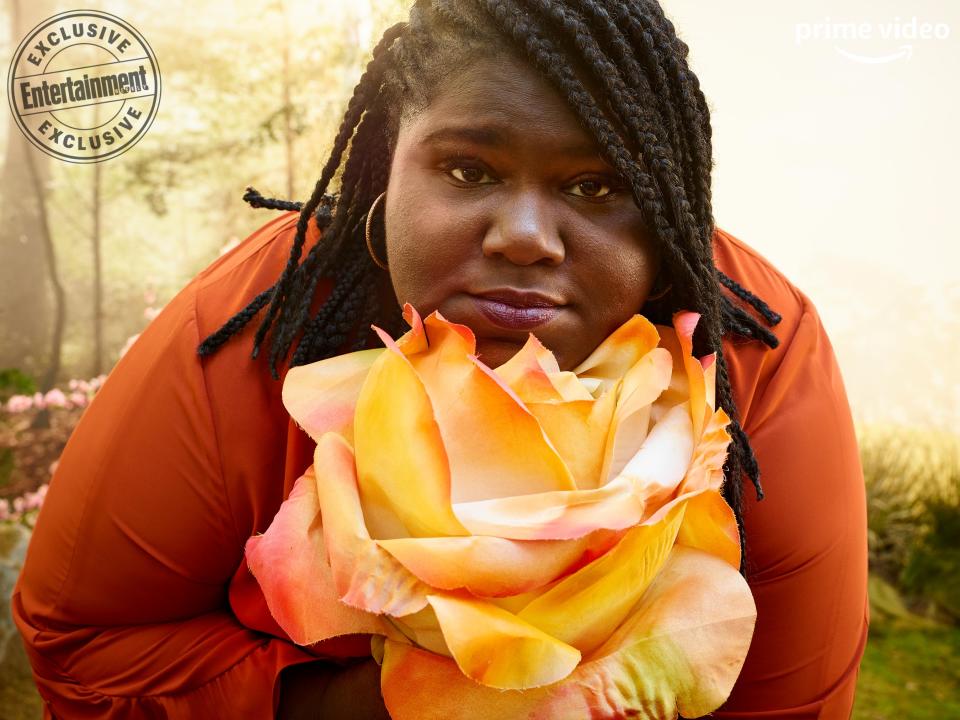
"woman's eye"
567,178,614,198
448,165,495,185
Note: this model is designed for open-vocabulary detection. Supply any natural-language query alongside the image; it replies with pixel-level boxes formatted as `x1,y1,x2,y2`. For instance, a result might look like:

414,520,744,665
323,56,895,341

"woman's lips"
470,295,562,330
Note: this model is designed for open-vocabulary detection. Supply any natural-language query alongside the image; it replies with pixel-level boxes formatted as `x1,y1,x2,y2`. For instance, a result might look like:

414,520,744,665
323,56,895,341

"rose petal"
581,546,756,718
451,403,694,540
495,333,594,402
376,529,622,598
598,347,675,485
516,500,686,655
451,475,641,541
676,489,741,569
379,310,577,504
572,314,661,395
656,312,708,440
384,605,451,657
426,593,582,689
354,337,469,538
525,390,617,490
281,349,382,445
381,547,755,720
701,352,717,412
382,641,565,720
395,302,431,354
244,469,387,646
678,407,732,496
312,433,431,616
615,401,696,511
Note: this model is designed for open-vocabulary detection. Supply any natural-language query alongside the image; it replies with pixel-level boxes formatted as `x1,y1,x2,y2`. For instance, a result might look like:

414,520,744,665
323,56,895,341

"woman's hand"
277,657,390,720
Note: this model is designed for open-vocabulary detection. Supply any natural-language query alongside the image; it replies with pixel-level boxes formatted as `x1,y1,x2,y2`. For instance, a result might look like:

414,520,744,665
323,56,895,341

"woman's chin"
473,336,528,370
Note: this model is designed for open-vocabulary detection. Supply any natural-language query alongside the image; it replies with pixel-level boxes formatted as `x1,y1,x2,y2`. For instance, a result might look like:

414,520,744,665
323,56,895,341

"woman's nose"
481,190,565,266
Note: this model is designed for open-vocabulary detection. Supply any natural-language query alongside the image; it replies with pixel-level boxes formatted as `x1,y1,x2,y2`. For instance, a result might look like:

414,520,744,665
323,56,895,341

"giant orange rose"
246,303,756,719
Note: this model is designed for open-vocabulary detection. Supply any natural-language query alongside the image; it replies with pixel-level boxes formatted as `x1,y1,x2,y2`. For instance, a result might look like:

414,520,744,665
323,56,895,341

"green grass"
854,625,960,719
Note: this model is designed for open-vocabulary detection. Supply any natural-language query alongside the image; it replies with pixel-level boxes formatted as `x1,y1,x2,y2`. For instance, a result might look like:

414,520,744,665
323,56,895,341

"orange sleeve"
714,285,869,718
9,213,351,719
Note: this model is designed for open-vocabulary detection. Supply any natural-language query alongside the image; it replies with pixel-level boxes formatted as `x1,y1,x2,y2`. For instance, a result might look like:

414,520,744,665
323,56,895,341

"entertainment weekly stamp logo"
7,10,161,163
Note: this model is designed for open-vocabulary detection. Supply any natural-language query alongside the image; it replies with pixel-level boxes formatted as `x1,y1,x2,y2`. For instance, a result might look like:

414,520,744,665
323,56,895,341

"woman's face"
382,53,661,371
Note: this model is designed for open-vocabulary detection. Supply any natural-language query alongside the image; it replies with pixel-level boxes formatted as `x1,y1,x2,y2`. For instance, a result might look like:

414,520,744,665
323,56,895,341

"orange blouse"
12,211,869,719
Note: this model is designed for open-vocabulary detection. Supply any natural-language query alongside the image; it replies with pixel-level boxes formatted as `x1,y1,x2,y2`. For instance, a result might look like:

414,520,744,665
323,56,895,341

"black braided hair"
197,0,783,577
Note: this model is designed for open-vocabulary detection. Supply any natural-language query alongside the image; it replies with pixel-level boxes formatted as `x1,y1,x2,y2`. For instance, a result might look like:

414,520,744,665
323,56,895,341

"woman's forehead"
400,55,602,154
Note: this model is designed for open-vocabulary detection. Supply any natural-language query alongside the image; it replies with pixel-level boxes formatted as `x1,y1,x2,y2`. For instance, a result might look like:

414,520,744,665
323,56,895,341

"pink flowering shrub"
4,376,106,415
0,484,48,523
2,373,108,524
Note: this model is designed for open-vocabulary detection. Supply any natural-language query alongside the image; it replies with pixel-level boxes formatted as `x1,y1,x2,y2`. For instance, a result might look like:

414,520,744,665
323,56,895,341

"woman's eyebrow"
421,125,505,147
420,124,601,159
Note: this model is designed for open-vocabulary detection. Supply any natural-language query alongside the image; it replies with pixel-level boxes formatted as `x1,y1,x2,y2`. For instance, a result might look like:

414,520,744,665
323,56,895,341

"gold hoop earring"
365,191,389,271
646,282,673,302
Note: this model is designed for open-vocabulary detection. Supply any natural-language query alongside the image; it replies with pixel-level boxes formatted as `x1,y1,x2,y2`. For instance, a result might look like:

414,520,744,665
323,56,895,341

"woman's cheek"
389,214,480,305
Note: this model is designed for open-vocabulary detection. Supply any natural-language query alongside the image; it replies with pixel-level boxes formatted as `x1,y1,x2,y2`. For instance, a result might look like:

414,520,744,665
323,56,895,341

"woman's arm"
12,284,319,718
715,297,870,719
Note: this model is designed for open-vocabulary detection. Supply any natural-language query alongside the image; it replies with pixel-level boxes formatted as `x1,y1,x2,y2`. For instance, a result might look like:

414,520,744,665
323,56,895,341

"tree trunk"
92,145,103,377
0,0,55,380
23,144,65,394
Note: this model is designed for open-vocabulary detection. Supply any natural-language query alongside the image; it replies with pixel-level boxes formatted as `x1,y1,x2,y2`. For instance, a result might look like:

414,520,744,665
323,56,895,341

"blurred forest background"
1,0,958,718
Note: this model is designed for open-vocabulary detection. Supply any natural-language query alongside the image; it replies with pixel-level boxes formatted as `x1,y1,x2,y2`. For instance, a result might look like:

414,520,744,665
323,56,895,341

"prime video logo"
794,16,952,64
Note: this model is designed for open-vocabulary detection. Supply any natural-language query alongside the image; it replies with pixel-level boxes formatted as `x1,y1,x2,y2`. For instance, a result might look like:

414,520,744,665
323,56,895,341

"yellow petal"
353,336,469,538
495,333,594,402
312,433,431,616
656,312,710,440
383,310,577,503
598,347,675,485
395,301,431,354
244,468,388,646
516,500,685,655
451,403,694,540
676,489,741,569
525,389,617,490
582,546,756,718
452,475,642,540
281,348,382,445
376,529,621,598
426,593,581,689
382,641,620,720
679,407,732,495
381,641,560,720
384,605,451,657
380,547,755,720
613,401,696,513
702,352,717,412
572,314,661,395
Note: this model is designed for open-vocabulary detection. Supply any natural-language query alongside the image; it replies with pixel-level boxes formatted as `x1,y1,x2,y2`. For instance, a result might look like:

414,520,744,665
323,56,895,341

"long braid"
626,3,716,233
195,191,336,358
241,187,304,212
719,270,783,326
196,23,403,370
255,24,405,378
513,0,726,371
196,288,273,357
289,240,367,366
198,0,783,576
475,0,712,312
568,1,691,215
524,0,704,259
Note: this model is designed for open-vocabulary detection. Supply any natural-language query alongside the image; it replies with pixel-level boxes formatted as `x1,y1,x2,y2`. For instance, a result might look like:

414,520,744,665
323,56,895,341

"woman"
13,1,869,718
